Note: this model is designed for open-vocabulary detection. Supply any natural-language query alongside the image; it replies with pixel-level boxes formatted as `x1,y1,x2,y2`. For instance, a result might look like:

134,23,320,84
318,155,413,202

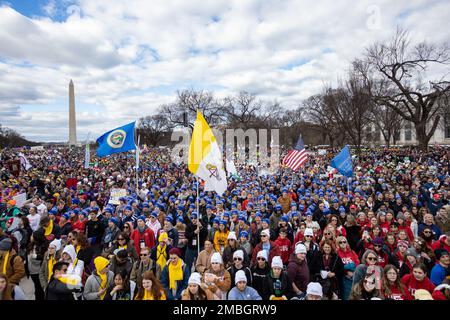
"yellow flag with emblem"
188,110,227,195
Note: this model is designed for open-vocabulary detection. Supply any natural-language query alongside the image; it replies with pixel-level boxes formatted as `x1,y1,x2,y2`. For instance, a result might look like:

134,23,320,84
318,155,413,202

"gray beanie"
0,238,13,251
405,248,419,259
396,213,406,221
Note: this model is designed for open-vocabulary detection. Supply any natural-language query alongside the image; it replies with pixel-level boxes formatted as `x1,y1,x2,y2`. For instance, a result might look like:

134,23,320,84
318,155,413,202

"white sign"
13,193,27,208
108,188,127,205
318,149,327,155
30,146,44,151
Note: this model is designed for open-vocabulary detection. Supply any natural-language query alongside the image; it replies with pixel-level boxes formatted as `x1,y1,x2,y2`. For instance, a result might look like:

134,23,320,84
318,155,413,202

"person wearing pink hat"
160,247,189,300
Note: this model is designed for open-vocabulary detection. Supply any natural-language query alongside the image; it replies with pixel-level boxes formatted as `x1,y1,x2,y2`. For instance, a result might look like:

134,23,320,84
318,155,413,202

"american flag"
282,135,308,171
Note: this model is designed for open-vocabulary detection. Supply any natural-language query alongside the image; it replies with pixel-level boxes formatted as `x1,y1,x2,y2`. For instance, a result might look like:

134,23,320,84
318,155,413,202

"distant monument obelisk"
68,79,77,146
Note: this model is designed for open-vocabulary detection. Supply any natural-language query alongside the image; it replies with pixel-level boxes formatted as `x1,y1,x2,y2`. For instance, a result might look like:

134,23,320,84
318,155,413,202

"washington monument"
68,79,77,146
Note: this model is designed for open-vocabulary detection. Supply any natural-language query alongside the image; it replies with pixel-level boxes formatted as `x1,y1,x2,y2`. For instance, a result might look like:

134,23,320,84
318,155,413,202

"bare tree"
162,89,225,127
363,28,450,150
369,104,403,147
301,94,340,146
137,113,172,146
222,91,263,129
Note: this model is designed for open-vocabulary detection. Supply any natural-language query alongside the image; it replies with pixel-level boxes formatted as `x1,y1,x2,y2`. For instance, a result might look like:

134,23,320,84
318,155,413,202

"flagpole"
196,177,200,256
136,134,140,193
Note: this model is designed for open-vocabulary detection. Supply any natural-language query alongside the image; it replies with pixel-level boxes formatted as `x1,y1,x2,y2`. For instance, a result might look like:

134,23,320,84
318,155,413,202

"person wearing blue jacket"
227,270,262,300
161,247,190,300
430,249,449,286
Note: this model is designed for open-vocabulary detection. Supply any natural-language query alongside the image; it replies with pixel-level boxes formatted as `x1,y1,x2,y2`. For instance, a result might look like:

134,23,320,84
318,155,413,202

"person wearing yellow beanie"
83,256,114,300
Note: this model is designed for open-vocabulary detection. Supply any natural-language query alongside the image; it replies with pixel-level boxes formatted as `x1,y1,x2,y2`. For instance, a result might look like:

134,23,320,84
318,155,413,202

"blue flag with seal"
331,145,353,178
96,122,136,157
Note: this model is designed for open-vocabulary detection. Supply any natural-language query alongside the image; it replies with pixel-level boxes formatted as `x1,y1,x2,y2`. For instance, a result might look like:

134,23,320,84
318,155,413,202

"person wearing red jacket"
382,264,413,300
431,234,450,253
274,229,292,265
401,263,436,297
431,283,450,300
397,213,414,242
72,211,88,234
371,237,390,268
251,229,281,267
131,216,155,256
336,236,360,266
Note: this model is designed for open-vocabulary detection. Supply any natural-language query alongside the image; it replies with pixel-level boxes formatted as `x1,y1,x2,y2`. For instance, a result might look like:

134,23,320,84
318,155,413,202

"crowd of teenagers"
0,145,449,301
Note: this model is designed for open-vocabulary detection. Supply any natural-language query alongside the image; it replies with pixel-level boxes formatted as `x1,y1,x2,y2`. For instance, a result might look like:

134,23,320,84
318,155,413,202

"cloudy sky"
0,0,449,142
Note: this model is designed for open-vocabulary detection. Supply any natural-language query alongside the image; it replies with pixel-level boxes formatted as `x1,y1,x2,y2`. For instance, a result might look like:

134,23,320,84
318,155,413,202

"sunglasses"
423,231,431,234
373,244,382,247
124,226,130,229
305,235,313,238
140,253,148,256
118,238,125,241
261,235,268,238
339,241,347,244
257,257,266,261
234,257,243,261
364,279,375,285
325,233,332,235
367,257,377,261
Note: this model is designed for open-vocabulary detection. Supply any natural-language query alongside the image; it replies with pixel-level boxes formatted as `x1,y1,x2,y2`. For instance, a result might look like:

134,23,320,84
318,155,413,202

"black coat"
266,271,294,300
45,278,78,300
310,252,344,298
185,220,208,250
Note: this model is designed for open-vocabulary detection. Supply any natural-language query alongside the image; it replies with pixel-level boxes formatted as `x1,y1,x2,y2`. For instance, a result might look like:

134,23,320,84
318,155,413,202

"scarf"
73,245,81,267
2,251,10,274
119,245,128,250
44,220,53,236
156,245,167,271
168,258,183,290
48,255,56,281
143,290,154,300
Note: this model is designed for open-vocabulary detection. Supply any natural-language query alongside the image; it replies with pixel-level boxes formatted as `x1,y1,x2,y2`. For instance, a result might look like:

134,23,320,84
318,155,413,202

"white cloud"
0,0,449,141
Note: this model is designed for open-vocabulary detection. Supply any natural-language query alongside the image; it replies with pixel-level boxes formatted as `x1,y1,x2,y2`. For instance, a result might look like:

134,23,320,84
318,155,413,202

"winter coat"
45,277,79,300
227,286,262,300
251,265,270,299
309,252,344,298
130,260,153,285
161,260,190,300
227,265,253,287
0,248,25,285
83,271,115,300
251,241,281,267
130,227,155,256
195,249,215,274
203,267,231,300
266,271,294,300
223,245,249,268
286,253,309,293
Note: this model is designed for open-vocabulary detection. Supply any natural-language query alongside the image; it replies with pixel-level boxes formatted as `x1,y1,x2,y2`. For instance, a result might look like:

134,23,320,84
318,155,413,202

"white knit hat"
304,228,314,237
306,282,323,297
233,249,244,260
256,250,268,261
211,252,223,264
295,243,307,254
227,231,237,240
235,270,247,284
49,239,62,252
271,256,283,269
188,272,202,286
261,229,270,237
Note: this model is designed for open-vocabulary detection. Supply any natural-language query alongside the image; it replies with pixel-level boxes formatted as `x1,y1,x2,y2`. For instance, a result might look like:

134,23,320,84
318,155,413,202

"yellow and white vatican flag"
188,110,227,195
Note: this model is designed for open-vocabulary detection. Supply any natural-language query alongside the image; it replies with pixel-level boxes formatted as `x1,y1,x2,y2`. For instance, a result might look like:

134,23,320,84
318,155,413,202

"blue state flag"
331,145,353,178
96,122,136,157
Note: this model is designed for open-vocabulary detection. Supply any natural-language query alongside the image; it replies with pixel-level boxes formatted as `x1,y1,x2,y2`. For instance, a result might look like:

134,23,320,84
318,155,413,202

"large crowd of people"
0,145,449,300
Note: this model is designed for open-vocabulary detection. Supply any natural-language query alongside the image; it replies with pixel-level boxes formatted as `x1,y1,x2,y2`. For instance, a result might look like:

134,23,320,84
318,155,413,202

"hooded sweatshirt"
61,245,84,278
401,273,436,297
